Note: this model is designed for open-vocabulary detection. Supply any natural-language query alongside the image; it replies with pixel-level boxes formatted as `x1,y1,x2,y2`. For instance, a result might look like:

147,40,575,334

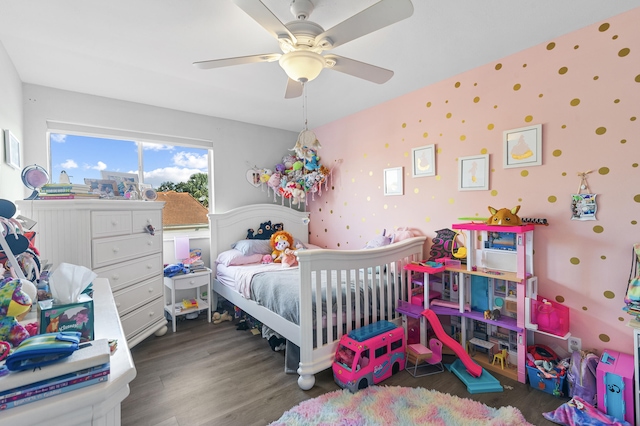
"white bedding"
216,262,299,298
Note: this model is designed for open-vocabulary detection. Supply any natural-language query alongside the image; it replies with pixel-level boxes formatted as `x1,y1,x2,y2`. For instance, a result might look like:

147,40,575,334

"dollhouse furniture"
492,348,509,369
596,349,635,424
208,204,426,390
468,337,495,362
16,200,168,347
422,338,445,374
164,268,212,332
405,343,433,377
3,278,135,425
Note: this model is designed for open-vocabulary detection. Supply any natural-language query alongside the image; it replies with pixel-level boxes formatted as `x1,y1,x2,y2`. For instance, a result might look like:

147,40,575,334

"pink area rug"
270,386,533,426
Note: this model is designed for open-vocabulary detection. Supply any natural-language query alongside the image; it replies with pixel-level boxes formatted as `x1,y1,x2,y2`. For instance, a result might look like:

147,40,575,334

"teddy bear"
280,248,298,268
0,278,33,348
270,230,294,263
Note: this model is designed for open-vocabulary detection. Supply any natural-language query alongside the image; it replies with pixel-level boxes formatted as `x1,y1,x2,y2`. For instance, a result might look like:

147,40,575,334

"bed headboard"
208,204,310,266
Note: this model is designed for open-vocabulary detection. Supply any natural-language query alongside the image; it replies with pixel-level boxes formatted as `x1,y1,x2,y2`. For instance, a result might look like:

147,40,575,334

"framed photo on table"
383,167,404,196
101,171,139,195
84,179,121,197
503,124,542,169
4,129,21,170
458,154,489,191
411,144,436,178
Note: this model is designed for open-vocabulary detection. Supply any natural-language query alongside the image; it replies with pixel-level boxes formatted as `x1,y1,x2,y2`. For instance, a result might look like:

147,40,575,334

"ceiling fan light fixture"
279,50,325,83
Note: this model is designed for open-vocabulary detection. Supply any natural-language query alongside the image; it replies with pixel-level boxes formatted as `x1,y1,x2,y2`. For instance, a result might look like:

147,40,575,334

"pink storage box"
530,295,569,337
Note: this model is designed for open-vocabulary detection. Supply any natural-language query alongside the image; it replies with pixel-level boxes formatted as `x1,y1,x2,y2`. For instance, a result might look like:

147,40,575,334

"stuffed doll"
270,230,294,263
0,278,32,348
281,248,298,268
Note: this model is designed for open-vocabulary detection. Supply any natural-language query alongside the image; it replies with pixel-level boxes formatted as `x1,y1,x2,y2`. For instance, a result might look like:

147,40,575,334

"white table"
468,337,495,362
3,278,136,425
163,269,212,332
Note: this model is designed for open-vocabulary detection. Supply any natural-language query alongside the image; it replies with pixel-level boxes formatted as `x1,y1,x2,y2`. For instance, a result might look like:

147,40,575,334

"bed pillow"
231,239,272,256
216,249,264,266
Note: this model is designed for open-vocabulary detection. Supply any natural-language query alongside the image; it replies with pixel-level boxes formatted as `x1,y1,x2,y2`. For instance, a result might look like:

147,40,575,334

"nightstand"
163,268,212,332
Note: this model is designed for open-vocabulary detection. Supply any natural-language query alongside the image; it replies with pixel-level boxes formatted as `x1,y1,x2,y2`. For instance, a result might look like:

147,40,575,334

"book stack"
0,339,110,410
39,183,100,200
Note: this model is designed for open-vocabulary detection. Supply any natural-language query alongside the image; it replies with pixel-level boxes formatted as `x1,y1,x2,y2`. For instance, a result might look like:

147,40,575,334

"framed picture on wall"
503,124,542,169
411,144,436,178
383,167,404,196
458,154,489,191
4,129,21,170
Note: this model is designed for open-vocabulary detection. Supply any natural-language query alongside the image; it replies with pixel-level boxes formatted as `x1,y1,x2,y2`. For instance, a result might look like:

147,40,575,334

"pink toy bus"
332,320,405,392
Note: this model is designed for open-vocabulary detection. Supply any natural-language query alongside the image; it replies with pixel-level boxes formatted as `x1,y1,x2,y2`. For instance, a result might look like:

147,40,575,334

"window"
375,345,388,359
390,339,403,351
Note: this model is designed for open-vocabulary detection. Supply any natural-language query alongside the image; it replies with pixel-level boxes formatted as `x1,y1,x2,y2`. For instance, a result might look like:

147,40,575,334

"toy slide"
421,309,482,378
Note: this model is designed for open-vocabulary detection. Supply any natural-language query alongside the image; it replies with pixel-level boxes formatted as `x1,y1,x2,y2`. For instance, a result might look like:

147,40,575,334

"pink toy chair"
423,338,445,375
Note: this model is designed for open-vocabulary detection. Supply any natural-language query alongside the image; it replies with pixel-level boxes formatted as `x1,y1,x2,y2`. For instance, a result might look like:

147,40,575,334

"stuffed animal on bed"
281,248,298,268
0,278,32,348
270,230,294,263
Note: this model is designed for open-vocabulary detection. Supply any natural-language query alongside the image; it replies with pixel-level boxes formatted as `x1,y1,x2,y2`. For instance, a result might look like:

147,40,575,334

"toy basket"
526,364,566,396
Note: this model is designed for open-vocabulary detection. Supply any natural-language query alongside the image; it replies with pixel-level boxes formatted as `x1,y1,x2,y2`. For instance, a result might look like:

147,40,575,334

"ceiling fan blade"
234,0,297,44
324,54,393,84
193,53,280,69
315,0,413,49
284,78,303,99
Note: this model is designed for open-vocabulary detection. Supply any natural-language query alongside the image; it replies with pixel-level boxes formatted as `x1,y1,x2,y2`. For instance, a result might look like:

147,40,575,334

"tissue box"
37,294,94,342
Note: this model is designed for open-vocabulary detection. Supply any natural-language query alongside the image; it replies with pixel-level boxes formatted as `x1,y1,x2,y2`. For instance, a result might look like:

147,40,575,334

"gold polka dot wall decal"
546,42,556,50
474,83,478,86
599,334,610,343
618,48,630,57
604,290,615,299
570,98,580,106
633,220,638,225
423,132,428,138
631,116,637,121
582,306,587,311
595,127,607,135
494,105,498,109
593,225,604,233
634,194,640,202
559,66,568,75
633,163,638,167
491,190,498,196
404,151,409,157
524,115,533,122
562,172,567,176
601,255,606,260
612,35,618,40
619,317,625,322
593,75,599,80
480,148,488,154
570,257,580,265
622,139,628,144
574,45,579,49
553,149,562,157
446,112,452,118
636,74,640,82
513,84,521,91
383,204,388,209
385,143,389,148
366,196,371,201
426,101,432,107
473,96,480,103
521,170,529,177
487,123,494,130
556,295,565,303
599,23,610,32
522,64,527,68
402,123,406,128
460,135,466,141
414,188,419,194
548,195,557,203
614,99,620,103
369,171,373,176
598,167,609,175
352,178,356,183
561,124,567,128
425,216,431,222
449,198,455,204
455,82,461,88
495,63,502,70
539,94,544,98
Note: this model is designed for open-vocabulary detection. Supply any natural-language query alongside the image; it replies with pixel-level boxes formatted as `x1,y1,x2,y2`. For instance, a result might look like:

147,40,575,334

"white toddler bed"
208,204,426,390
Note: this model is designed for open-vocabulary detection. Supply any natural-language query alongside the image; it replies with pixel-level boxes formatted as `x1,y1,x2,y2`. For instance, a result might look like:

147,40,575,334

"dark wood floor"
122,313,567,425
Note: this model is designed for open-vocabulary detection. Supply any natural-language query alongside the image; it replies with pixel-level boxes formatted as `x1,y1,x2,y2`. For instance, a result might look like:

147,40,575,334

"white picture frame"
383,167,404,196
4,129,21,170
101,170,139,195
458,154,489,191
503,124,542,169
411,144,436,178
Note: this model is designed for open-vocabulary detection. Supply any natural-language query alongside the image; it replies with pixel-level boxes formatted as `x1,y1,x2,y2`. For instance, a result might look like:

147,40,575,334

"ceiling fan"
193,0,414,98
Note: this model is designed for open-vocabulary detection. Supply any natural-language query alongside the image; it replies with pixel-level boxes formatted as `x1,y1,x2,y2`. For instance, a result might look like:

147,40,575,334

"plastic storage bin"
530,295,570,337
526,364,566,396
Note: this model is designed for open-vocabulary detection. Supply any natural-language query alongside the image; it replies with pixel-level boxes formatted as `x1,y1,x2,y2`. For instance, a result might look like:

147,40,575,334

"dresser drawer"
113,276,163,316
132,210,163,235
121,297,165,340
92,233,162,269
167,271,211,291
94,253,163,292
91,211,132,238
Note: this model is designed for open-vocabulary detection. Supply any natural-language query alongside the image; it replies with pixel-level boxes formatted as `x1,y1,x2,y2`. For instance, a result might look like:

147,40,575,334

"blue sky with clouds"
49,134,208,188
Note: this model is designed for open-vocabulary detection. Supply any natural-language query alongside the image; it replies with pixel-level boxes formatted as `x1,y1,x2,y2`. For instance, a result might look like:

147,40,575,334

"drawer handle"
147,241,153,246
189,280,196,284
149,311,155,317
112,247,120,253
112,274,120,281
148,287,154,293
111,220,119,226
116,302,121,308
146,264,152,269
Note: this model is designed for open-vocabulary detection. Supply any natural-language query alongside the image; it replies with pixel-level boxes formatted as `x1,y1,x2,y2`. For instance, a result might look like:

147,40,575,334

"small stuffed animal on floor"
212,311,233,324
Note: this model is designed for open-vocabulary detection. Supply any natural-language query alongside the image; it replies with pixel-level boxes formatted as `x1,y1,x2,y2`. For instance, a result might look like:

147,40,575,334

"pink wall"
309,8,640,355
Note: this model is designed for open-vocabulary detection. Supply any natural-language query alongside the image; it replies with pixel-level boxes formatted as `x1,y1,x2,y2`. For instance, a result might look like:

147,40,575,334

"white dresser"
16,200,168,347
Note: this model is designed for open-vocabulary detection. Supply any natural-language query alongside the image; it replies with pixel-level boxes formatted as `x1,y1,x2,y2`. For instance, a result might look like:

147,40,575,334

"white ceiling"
1,1,639,133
